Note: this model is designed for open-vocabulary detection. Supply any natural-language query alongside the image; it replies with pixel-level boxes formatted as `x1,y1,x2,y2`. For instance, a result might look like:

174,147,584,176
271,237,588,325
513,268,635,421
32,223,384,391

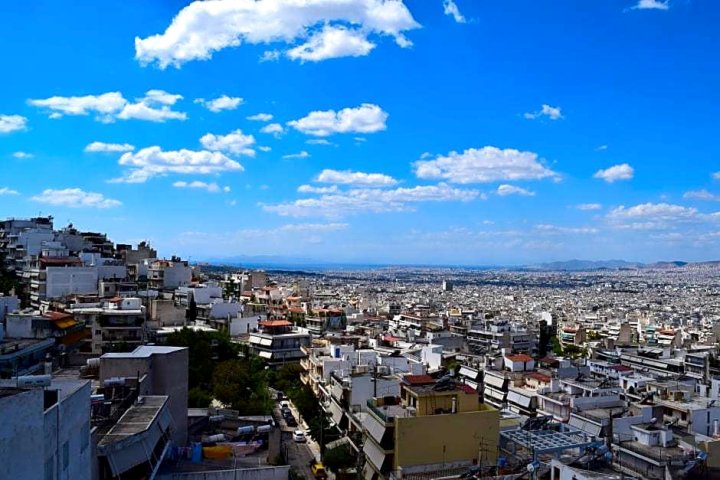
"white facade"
45,266,99,298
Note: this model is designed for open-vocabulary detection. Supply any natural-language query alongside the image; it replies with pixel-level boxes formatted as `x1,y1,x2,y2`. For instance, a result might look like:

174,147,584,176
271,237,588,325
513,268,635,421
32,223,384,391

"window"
62,441,69,470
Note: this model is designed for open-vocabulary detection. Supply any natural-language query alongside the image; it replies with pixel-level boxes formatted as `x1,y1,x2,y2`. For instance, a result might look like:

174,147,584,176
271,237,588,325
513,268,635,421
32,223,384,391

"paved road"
272,396,328,479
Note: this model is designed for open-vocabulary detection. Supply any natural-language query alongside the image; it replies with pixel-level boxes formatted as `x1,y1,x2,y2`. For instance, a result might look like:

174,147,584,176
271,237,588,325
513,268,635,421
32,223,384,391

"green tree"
323,445,356,472
213,359,271,414
188,387,212,408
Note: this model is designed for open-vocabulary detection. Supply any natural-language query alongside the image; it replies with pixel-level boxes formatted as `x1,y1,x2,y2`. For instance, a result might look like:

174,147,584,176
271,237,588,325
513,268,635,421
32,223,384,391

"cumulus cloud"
287,25,376,62
0,187,20,195
287,103,388,136
606,202,707,230
29,90,186,123
524,104,563,120
173,180,228,193
84,142,135,153
113,146,243,183
0,114,28,133
283,151,310,159
12,151,33,159
247,113,273,122
594,163,634,183
134,0,420,68
316,169,398,187
684,190,720,201
414,146,559,184
713,172,720,181
629,0,669,10
496,184,535,197
200,129,256,156
260,123,285,137
195,95,243,112
443,0,466,23
263,183,481,217
30,188,122,208
576,203,603,211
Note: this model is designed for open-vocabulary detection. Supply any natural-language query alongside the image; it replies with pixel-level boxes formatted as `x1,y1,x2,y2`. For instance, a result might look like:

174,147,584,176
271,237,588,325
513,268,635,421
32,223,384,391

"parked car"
285,415,298,427
310,462,328,480
293,430,306,443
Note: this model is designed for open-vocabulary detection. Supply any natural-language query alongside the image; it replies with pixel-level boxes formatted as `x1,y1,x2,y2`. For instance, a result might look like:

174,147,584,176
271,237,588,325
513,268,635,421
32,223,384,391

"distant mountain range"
198,255,718,272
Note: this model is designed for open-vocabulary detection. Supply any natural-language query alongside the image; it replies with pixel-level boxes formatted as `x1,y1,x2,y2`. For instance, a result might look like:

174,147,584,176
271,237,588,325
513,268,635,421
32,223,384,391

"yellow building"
362,375,499,480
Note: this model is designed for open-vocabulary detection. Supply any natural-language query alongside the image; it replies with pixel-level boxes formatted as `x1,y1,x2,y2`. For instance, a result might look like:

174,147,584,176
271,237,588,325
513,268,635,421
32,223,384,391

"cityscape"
2,1,720,480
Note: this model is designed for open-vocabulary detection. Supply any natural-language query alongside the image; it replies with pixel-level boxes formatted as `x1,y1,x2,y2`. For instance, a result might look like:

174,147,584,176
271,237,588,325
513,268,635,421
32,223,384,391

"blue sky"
1,0,719,265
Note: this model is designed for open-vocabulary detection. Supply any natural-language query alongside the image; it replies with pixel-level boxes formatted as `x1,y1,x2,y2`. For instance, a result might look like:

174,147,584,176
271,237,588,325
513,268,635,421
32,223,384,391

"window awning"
54,319,78,330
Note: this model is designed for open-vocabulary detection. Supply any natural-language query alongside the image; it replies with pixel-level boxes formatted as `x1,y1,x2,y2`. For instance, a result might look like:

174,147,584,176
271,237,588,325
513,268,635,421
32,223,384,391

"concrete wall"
100,348,189,446
157,465,290,480
44,381,92,480
0,389,45,480
394,408,499,470
46,267,99,298
0,295,19,322
164,264,192,289
150,299,186,327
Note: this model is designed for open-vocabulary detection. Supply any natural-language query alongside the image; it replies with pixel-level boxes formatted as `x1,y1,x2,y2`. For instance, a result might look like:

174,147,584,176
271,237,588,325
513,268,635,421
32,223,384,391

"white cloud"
283,151,310,159
298,185,339,194
524,104,563,120
306,139,334,146
496,184,535,197
684,190,720,201
260,123,285,137
629,0,669,10
200,129,256,156
247,113,273,122
263,183,481,217
287,25,375,62
258,146,272,152
84,142,135,153
0,114,28,133
594,163,634,183
29,90,186,123
316,169,398,187
172,180,227,193
576,203,603,211
30,188,121,208
260,50,281,62
606,202,705,230
443,0,466,23
195,95,243,112
114,146,243,183
0,187,19,195
12,151,33,159
134,0,420,68
596,145,608,151
287,103,388,136
535,224,598,235
713,172,720,181
414,146,559,184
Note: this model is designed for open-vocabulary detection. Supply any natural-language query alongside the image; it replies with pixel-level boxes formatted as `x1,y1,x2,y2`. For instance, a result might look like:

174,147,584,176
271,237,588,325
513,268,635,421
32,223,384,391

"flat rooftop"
101,345,185,359
98,395,168,447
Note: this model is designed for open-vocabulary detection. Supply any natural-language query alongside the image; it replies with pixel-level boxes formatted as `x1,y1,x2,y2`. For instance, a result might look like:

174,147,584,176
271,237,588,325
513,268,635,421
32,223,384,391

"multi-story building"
362,375,499,480
0,377,92,480
69,297,146,354
27,257,97,309
148,258,192,290
247,319,311,367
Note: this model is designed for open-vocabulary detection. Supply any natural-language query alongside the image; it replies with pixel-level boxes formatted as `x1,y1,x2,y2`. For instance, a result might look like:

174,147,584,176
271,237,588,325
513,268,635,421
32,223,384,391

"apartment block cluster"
0,216,288,480
3,214,720,480
270,266,720,480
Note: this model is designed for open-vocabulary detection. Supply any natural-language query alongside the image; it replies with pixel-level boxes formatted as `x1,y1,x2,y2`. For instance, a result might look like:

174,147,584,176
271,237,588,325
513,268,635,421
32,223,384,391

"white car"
293,430,307,443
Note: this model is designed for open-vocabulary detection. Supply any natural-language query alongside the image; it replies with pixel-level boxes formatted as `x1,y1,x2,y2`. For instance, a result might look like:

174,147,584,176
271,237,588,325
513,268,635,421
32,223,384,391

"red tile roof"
525,372,551,383
44,311,73,321
259,320,291,328
403,374,435,386
506,353,534,362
